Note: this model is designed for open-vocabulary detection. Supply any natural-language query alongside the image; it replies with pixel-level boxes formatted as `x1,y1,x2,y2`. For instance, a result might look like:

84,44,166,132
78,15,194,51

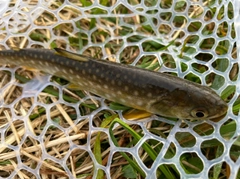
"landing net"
0,0,239,178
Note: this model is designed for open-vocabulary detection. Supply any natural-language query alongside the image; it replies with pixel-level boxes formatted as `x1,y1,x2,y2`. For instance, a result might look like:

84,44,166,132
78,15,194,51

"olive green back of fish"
0,48,228,120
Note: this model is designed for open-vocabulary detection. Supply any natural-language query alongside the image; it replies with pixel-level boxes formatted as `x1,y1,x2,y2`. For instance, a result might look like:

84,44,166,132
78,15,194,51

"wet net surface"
0,0,240,178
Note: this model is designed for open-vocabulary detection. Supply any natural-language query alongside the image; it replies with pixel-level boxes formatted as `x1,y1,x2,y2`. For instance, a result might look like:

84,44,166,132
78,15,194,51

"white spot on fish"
124,86,129,91
117,91,122,95
45,61,49,66
105,94,111,98
105,77,110,82
62,69,67,74
117,81,122,86
137,101,143,106
82,70,86,75
93,75,97,80
76,74,80,79
127,96,133,100
120,99,126,103
54,66,59,71
103,84,108,89
147,93,152,97
82,82,88,86
69,69,74,74
111,80,115,85
134,91,139,96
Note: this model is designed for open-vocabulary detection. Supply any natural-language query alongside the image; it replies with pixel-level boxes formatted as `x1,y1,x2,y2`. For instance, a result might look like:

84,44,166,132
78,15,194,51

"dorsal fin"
11,47,21,51
54,48,89,62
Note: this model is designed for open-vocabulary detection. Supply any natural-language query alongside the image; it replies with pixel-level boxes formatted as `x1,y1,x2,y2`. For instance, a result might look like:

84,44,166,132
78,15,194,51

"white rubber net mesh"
0,0,239,178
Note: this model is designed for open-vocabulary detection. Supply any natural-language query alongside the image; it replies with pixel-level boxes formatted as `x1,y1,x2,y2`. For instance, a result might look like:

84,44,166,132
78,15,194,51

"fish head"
149,87,228,120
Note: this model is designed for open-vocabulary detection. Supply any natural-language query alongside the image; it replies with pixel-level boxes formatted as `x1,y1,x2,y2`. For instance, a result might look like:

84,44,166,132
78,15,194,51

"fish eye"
191,108,208,119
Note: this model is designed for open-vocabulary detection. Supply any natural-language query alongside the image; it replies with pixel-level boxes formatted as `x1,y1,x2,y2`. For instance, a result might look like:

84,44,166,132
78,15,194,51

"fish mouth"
209,112,227,122
219,103,228,115
208,103,228,121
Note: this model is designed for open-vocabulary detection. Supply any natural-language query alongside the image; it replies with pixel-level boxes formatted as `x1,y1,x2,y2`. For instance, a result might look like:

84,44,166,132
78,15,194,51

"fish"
0,48,228,120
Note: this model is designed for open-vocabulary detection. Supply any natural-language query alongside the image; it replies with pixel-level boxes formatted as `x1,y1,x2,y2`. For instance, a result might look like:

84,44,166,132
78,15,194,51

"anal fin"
67,83,82,90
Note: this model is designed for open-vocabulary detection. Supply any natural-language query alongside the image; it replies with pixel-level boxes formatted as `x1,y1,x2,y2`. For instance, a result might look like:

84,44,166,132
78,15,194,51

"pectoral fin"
123,109,152,120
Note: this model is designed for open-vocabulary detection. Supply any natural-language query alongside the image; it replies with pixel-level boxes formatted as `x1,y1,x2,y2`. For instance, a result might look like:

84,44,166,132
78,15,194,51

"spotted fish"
0,48,228,120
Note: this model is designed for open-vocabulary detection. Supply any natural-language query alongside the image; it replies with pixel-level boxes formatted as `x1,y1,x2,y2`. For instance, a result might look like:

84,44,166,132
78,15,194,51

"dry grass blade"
21,150,67,175
0,133,86,160
50,96,78,133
